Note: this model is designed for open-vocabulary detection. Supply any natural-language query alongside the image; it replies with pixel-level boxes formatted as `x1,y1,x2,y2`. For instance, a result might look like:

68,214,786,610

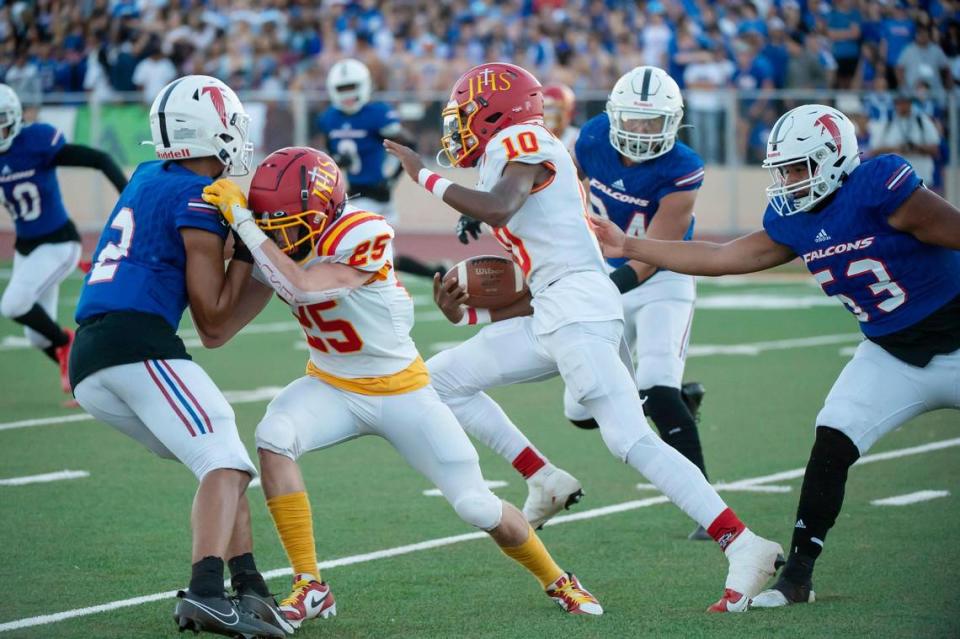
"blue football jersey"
576,113,702,268
763,154,960,337
0,123,69,239
317,102,399,186
75,161,227,330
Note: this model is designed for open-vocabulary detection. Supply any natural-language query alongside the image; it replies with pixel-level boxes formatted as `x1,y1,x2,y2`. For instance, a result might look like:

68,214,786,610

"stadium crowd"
0,0,953,174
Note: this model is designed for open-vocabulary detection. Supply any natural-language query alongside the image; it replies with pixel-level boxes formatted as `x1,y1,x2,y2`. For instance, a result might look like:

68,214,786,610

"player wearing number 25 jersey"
589,104,960,609
0,83,126,396
200,146,602,626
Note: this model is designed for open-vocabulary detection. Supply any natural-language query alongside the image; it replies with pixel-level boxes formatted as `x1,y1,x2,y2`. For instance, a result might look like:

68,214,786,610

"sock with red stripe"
513,446,547,479
707,507,746,551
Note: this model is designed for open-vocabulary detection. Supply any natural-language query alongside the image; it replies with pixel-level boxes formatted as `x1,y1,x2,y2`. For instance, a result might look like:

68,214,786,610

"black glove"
456,215,483,245
231,229,254,264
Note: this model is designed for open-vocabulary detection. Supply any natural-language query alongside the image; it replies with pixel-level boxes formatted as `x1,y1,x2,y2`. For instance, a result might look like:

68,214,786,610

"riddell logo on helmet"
156,148,191,159
467,68,514,100
802,236,874,263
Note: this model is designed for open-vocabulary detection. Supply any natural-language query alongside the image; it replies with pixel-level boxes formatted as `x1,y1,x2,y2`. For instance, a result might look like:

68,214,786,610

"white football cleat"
522,464,583,529
708,530,784,613
750,577,816,608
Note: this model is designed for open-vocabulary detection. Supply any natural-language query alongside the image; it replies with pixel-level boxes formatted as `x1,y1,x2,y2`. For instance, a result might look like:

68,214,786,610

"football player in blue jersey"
69,75,289,638
318,58,446,279
591,104,960,608
0,83,127,397
452,66,714,539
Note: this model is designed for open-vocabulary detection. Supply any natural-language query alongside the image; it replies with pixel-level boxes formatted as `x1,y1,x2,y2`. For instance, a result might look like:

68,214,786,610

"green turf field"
0,269,957,638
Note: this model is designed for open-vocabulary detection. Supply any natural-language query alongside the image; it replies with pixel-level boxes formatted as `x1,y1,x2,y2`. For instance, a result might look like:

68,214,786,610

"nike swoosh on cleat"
186,600,240,626
308,593,328,609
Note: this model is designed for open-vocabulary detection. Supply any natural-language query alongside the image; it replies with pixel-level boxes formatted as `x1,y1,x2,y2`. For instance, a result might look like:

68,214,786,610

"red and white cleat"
278,573,336,628
545,572,603,616
55,328,75,394
708,529,784,613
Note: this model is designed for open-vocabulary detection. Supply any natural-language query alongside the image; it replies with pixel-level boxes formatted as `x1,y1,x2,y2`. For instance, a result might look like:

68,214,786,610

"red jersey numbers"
295,300,363,353
348,233,390,267
491,226,532,276
502,131,540,160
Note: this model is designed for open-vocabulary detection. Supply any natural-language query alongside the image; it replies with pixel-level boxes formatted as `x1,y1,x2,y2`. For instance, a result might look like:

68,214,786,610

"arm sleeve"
864,154,923,217
52,144,128,193
174,182,229,239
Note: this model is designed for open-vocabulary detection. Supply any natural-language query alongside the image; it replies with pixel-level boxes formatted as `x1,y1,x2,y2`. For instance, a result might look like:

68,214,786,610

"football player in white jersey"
202,147,603,627
385,62,782,612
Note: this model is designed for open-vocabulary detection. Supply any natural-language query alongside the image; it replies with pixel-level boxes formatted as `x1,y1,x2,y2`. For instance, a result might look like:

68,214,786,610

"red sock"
512,447,546,479
707,507,746,551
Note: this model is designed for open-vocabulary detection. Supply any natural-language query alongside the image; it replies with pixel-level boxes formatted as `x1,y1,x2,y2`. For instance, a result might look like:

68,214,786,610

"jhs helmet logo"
468,68,514,100
309,161,338,204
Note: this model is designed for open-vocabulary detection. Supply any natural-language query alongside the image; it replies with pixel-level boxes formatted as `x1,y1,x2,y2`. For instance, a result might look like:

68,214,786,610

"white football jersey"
477,123,622,333
293,208,422,386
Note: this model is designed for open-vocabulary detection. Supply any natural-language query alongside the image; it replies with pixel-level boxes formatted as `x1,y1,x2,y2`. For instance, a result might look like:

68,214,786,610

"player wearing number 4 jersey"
202,146,602,626
71,75,290,639
385,62,784,613
591,104,960,609
0,83,126,397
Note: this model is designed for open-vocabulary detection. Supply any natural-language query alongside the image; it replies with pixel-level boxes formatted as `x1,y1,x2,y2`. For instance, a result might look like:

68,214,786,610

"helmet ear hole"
484,112,502,124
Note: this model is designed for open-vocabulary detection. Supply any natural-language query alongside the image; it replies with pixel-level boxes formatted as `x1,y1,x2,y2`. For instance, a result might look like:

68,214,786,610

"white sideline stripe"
0,470,89,486
1,436,957,633
0,413,92,431
422,479,507,497
871,490,950,506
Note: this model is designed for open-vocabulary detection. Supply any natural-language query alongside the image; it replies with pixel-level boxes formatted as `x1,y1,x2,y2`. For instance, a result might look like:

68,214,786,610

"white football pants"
428,317,728,529
255,376,504,531
74,359,257,480
565,270,695,421
818,340,960,453
0,241,80,348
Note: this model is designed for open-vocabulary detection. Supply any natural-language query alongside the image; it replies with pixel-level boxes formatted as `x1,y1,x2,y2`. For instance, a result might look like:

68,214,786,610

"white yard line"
0,470,88,486
870,490,950,506
1,435,957,633
423,479,508,497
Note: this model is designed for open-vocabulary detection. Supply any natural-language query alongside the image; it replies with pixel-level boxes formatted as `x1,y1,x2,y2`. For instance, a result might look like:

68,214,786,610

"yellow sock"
266,491,320,580
499,525,564,589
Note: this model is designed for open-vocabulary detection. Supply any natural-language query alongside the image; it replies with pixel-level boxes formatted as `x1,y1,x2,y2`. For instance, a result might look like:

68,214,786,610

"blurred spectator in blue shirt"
827,0,862,88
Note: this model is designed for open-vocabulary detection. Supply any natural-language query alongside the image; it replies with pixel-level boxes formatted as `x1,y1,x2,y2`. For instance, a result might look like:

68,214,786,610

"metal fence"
20,88,960,234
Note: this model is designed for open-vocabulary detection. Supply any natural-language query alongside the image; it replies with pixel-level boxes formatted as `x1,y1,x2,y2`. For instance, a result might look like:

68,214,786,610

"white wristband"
454,306,491,326
234,217,268,251
418,168,453,200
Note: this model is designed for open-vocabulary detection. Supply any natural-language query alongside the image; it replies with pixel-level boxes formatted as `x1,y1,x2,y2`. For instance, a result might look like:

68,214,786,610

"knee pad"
425,350,459,401
453,491,503,531
0,289,32,319
255,412,299,459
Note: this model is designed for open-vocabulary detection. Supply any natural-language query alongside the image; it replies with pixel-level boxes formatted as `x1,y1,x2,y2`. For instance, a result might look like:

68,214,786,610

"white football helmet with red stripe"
0,84,23,153
763,104,860,216
606,66,683,162
148,75,253,176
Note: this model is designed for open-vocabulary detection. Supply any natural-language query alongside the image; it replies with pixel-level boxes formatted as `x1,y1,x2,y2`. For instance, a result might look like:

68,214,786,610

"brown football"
443,255,528,310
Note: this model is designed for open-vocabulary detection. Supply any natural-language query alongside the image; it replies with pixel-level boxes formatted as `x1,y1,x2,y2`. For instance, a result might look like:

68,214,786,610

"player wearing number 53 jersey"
201,146,602,626
386,62,784,613
0,83,126,396
590,104,960,609
70,75,290,638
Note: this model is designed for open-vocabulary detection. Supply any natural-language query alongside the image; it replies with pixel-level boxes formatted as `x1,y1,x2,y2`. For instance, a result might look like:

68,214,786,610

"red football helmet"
440,62,544,168
542,83,575,137
248,147,346,263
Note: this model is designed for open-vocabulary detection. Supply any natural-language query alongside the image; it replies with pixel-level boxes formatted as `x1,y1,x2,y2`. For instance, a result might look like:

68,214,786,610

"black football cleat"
234,590,294,636
174,590,286,638
749,575,816,608
680,381,706,421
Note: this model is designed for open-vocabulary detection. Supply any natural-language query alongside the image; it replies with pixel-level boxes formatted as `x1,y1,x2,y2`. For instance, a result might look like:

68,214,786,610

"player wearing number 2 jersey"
590,104,960,609
70,75,290,638
386,62,785,613
0,83,126,396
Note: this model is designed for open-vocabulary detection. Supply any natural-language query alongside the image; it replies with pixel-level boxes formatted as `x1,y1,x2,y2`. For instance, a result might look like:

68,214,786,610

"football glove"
456,215,483,245
202,179,250,227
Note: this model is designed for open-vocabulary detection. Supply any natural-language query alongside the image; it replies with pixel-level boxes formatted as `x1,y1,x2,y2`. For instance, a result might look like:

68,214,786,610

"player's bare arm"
182,228,254,347
592,215,795,276
887,186,960,250
383,139,550,227
199,275,274,349
622,189,698,284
